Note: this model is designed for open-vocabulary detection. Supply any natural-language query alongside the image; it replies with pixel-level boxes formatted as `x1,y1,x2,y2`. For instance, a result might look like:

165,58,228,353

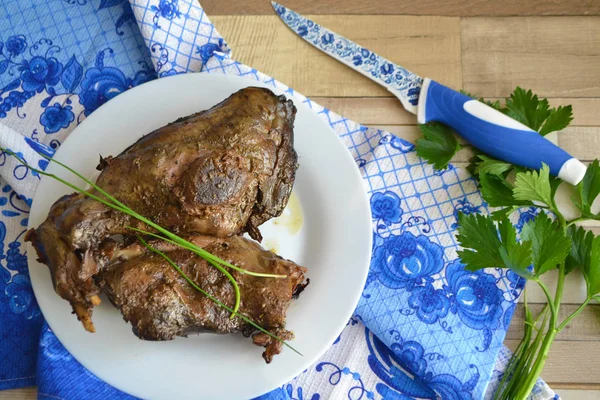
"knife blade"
272,2,587,185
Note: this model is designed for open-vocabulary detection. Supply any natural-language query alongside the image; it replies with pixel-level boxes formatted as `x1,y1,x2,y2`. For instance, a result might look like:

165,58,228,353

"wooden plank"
311,97,600,126
554,384,600,390
312,97,413,125
506,304,600,341
212,15,462,97
461,17,600,98
0,388,35,400
504,340,600,384
372,125,600,161
558,127,600,160
554,389,600,399
201,0,600,17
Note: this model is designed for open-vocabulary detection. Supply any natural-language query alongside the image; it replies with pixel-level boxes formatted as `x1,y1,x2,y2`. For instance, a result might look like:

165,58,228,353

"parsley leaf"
466,152,483,178
565,225,593,275
539,105,573,136
577,159,600,215
460,90,504,111
475,155,513,176
456,213,532,277
415,123,461,170
521,212,571,276
587,237,600,296
549,174,562,199
499,244,533,279
491,206,521,221
456,213,502,270
497,215,533,278
505,88,551,132
505,88,573,136
479,173,531,208
565,226,600,296
513,163,554,207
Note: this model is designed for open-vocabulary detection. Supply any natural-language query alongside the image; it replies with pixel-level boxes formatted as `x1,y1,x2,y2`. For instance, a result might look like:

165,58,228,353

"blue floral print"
370,231,444,291
151,0,182,28
79,66,129,115
452,198,483,229
195,38,229,66
39,103,75,133
0,36,155,124
370,191,403,225
408,284,450,324
516,207,539,232
445,261,504,331
20,56,63,93
5,36,27,58
366,328,478,399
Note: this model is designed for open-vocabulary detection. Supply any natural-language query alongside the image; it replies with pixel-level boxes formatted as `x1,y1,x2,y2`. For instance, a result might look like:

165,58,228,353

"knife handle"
416,78,586,185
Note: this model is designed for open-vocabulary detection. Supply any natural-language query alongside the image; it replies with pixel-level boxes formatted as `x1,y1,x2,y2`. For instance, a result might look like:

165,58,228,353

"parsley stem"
136,235,302,357
522,320,540,331
514,266,566,399
557,297,591,332
567,215,600,227
507,309,548,400
495,288,533,399
553,262,566,319
532,303,549,327
566,218,585,227
514,326,556,400
533,278,556,318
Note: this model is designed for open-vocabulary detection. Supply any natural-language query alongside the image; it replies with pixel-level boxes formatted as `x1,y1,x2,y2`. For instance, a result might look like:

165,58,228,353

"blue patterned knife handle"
417,79,587,185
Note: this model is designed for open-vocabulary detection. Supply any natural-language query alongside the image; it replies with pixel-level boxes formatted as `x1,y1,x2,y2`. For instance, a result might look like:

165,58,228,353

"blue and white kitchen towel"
0,1,556,399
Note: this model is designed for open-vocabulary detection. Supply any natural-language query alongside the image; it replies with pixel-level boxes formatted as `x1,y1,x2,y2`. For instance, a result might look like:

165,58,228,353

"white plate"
27,73,372,400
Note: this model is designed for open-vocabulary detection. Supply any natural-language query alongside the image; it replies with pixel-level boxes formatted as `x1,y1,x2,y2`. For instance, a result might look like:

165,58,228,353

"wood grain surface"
211,15,462,97
2,1,600,399
202,0,600,17
461,17,600,98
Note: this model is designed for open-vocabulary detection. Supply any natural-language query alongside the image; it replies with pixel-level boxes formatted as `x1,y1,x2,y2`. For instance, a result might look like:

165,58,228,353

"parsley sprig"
415,88,600,400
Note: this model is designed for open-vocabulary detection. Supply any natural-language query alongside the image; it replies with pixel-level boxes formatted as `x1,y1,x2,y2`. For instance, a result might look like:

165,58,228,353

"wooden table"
2,1,599,399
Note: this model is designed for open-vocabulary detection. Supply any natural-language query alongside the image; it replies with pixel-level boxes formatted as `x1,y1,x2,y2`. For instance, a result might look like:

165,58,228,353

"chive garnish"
0,147,291,336
136,235,302,356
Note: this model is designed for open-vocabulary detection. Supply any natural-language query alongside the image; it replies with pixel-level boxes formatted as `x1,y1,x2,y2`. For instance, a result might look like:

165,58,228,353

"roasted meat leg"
26,87,298,324
101,236,307,363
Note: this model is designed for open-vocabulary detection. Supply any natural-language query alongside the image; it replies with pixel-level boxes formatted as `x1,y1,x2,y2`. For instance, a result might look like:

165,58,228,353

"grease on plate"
263,238,279,253
273,192,303,235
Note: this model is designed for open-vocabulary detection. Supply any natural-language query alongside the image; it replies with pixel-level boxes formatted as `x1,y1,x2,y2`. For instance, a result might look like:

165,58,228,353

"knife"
272,2,587,185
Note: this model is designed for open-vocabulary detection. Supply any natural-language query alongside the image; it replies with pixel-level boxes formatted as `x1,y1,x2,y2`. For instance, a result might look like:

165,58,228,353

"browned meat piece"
95,86,297,238
26,87,298,328
252,330,295,363
99,236,307,363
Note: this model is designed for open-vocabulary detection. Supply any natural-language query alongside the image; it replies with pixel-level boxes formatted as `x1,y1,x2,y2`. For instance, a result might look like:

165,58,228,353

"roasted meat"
101,236,307,362
27,87,297,318
94,86,297,239
26,87,306,362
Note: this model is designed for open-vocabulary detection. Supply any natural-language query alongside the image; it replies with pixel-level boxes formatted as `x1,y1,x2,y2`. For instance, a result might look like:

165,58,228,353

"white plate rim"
27,72,372,399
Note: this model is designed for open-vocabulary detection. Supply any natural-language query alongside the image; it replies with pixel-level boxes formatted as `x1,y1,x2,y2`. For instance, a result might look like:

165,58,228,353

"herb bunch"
1,147,301,355
415,88,600,399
